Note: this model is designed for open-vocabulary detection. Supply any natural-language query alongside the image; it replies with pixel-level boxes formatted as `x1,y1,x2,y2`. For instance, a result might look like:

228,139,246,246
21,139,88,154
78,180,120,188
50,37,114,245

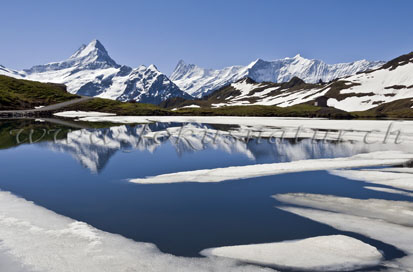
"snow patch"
276,194,413,271
201,235,382,271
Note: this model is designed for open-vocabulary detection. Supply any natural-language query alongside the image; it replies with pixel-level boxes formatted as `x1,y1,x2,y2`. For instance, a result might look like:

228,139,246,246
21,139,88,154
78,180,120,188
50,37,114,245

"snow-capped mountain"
170,55,384,97
169,51,413,112
0,40,191,104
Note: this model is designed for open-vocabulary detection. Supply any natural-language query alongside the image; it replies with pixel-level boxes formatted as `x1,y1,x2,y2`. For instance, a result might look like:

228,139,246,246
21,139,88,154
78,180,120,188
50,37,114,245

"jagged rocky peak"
71,40,107,58
25,39,119,73
68,39,119,68
147,64,160,72
170,60,198,80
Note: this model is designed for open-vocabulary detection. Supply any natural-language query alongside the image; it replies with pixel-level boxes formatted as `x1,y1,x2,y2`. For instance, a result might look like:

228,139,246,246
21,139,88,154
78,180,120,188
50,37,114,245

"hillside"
159,77,330,108
0,75,79,110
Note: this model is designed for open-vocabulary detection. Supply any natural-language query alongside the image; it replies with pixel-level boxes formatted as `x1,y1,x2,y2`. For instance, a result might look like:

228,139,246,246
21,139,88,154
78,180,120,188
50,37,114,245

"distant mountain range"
170,56,384,97
1,40,413,112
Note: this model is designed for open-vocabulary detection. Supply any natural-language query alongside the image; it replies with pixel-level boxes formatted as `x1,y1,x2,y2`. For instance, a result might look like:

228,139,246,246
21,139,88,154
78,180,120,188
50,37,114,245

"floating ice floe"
275,193,413,271
364,186,413,197
274,193,413,227
0,190,274,272
54,111,116,118
330,168,413,191
201,235,382,271
128,151,413,184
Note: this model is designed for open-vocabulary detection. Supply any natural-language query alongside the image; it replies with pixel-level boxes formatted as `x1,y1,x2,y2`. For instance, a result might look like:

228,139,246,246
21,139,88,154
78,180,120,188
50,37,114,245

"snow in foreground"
202,235,382,271
0,191,273,272
129,151,413,184
275,193,413,271
0,190,388,272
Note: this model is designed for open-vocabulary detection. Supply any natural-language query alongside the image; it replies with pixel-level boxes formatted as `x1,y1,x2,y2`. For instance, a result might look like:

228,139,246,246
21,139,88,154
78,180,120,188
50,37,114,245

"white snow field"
201,235,382,271
275,194,413,271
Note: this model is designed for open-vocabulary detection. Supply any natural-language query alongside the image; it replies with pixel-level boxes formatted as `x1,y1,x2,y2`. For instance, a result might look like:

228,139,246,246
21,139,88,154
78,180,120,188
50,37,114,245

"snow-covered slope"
326,52,413,111
168,51,413,112
0,40,191,104
170,55,384,97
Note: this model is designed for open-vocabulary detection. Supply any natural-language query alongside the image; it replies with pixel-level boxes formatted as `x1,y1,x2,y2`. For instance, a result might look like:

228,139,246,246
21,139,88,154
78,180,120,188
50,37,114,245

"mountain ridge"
170,56,384,97
164,51,413,112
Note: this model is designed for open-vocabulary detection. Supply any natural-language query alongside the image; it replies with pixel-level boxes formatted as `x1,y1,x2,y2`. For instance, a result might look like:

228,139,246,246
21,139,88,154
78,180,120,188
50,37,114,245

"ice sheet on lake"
201,235,382,271
274,193,413,226
129,151,413,184
0,190,274,272
276,193,413,271
330,168,413,191
364,186,413,197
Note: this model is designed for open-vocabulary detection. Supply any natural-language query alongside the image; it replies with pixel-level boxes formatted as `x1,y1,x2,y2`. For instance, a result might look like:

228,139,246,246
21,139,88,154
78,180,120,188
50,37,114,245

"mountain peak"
177,59,186,67
70,39,108,59
170,60,197,80
68,39,118,68
147,64,160,72
248,58,264,67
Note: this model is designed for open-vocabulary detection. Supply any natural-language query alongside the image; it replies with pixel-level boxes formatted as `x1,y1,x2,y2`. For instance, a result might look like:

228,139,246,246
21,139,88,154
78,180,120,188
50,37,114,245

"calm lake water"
0,119,411,271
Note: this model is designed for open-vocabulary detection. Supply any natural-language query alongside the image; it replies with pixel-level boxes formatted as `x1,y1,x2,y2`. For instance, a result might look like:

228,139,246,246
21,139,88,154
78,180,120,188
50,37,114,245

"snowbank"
276,193,413,271
201,235,382,271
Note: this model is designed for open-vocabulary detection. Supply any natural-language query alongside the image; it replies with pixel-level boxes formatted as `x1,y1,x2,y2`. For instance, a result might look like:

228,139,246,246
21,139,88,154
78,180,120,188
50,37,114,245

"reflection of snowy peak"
48,123,390,173
0,40,191,104
170,55,384,97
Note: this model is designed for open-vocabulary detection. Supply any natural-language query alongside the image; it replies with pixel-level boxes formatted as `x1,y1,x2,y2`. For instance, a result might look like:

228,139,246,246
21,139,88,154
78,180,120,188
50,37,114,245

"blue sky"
1,0,412,75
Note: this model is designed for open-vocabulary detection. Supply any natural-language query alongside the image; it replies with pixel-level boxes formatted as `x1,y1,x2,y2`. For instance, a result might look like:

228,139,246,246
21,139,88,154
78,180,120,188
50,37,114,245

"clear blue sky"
1,0,412,75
